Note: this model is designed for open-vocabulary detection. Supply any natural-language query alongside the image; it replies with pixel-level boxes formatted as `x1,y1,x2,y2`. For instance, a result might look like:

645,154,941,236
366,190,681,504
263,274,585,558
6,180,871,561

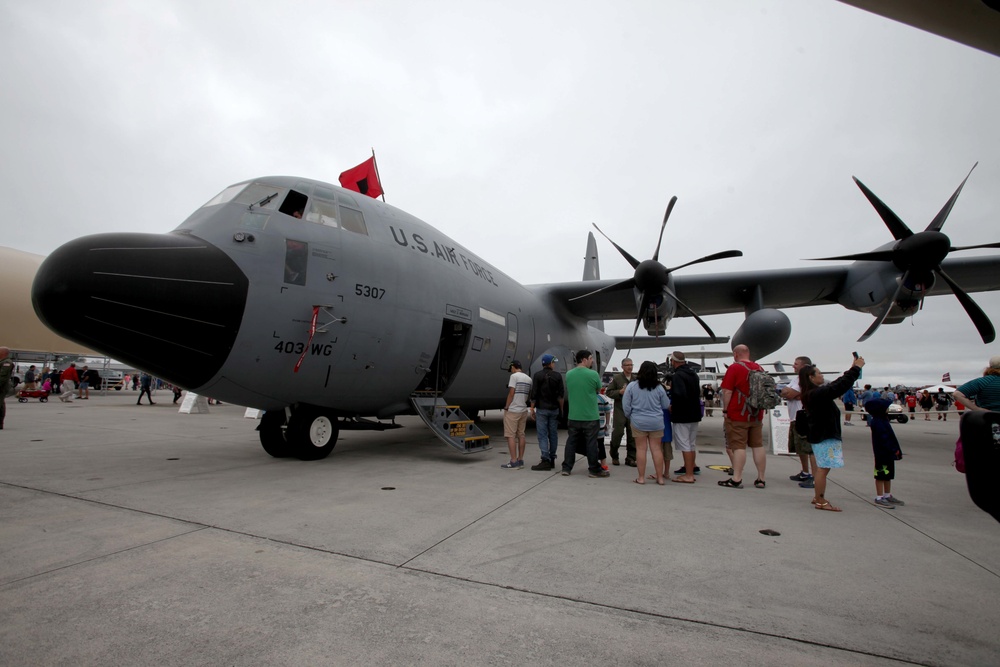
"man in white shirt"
501,360,532,469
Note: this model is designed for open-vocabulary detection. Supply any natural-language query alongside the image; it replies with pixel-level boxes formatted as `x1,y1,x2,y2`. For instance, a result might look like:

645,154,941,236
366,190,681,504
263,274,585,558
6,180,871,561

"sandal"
632,478,645,485
718,478,743,488
815,501,842,512
754,479,766,489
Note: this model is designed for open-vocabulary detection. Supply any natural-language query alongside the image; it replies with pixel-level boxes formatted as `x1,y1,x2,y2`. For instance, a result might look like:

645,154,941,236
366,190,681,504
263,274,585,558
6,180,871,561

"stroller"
17,389,50,403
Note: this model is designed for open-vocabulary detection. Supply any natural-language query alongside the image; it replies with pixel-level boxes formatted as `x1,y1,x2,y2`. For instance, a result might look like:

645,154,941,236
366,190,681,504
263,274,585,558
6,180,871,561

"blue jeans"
563,419,600,474
535,408,560,461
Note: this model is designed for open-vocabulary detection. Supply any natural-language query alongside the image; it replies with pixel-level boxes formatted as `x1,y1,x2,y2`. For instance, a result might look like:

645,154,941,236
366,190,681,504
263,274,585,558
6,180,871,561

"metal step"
410,393,491,454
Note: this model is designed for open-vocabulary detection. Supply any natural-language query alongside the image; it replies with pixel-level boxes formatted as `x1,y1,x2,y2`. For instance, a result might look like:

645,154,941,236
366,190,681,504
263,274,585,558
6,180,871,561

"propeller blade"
808,250,896,262
950,241,1000,252
592,223,641,269
665,287,719,340
651,196,678,262
625,292,653,356
935,267,996,343
853,176,913,241
568,278,636,302
857,270,910,342
926,162,977,232
665,249,743,274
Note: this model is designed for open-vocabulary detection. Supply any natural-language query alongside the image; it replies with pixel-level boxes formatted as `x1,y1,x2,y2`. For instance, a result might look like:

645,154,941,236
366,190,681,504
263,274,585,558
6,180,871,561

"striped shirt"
956,376,1000,411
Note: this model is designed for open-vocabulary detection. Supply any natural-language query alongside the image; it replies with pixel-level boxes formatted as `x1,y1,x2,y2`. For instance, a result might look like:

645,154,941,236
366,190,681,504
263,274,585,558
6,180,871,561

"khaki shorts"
503,410,528,438
724,418,763,450
658,440,674,461
631,427,664,442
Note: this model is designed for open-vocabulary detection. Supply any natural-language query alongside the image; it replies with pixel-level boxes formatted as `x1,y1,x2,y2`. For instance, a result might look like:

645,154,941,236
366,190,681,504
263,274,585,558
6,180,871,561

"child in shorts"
597,391,612,471
865,398,904,508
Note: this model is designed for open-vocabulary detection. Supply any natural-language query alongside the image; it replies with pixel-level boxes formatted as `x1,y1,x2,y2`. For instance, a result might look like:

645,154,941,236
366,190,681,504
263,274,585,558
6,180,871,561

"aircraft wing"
837,0,1000,58
536,255,1000,321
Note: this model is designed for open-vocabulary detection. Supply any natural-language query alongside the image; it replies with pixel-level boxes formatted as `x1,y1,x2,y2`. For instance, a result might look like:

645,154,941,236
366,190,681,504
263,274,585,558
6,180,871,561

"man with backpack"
719,344,769,489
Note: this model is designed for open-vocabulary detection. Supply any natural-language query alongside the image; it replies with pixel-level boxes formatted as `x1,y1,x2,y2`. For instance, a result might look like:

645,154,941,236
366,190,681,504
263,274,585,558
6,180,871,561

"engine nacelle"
839,267,935,321
732,308,791,359
641,290,677,336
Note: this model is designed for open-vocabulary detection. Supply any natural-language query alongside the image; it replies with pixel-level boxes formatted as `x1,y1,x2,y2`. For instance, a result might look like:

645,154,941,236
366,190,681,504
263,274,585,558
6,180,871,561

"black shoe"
625,458,637,467
588,469,611,478
674,465,700,475
612,459,620,466
530,460,554,471
723,467,734,476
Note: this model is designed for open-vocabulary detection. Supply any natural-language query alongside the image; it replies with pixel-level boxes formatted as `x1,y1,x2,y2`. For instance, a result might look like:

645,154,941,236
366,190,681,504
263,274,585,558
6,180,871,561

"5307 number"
355,284,385,299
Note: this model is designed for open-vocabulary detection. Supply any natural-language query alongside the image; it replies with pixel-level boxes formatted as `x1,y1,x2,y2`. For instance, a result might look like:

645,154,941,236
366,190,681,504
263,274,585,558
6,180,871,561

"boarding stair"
410,392,491,453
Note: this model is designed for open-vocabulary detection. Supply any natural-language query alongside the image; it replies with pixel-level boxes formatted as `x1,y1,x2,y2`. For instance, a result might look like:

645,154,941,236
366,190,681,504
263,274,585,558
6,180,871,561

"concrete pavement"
1,391,998,666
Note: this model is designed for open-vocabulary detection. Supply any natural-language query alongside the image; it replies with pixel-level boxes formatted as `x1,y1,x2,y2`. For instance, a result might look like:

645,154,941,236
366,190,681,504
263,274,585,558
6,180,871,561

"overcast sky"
2,0,999,388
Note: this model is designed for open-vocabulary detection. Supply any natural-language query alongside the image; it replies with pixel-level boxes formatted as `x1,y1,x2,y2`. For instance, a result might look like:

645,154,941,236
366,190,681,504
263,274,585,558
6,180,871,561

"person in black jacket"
668,351,702,483
800,355,865,512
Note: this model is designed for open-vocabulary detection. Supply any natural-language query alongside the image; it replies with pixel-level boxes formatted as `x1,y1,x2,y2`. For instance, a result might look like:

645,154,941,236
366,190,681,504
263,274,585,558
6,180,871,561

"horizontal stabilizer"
615,335,729,350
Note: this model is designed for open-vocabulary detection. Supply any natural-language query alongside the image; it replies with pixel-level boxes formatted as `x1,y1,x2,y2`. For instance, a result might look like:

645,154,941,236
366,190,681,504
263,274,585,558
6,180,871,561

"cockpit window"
279,190,309,218
305,199,339,227
340,206,369,236
232,183,287,211
202,183,247,208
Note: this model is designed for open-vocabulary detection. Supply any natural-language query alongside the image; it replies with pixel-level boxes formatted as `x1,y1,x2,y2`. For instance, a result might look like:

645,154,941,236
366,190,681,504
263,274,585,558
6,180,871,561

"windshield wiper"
249,192,279,210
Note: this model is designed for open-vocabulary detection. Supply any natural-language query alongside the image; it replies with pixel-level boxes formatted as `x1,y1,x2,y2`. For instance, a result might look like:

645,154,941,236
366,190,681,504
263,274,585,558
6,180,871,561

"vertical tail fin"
583,232,604,332
583,231,600,281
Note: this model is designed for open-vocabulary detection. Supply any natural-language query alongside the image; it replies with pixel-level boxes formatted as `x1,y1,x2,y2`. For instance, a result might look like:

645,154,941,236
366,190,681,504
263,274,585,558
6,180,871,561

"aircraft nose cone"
32,232,249,389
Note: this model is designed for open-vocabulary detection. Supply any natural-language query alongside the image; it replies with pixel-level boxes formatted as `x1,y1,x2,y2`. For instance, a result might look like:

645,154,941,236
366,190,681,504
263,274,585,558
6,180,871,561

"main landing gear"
258,406,339,460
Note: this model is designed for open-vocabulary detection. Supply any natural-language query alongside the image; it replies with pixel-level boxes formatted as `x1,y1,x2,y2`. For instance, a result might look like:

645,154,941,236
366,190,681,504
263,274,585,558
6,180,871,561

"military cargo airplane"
29,167,1000,460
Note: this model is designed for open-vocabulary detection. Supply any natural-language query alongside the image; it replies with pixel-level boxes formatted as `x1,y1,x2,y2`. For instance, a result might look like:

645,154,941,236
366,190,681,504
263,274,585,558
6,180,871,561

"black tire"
259,410,293,457
896,414,909,424
287,408,338,461
39,397,48,403
18,397,27,403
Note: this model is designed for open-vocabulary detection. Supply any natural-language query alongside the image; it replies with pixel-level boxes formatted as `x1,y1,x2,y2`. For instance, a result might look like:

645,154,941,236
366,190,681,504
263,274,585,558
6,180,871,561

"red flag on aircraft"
942,372,951,382
339,157,383,199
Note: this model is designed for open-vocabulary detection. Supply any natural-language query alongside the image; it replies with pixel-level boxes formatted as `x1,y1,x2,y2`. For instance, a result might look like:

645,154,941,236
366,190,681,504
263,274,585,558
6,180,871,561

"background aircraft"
28,169,1000,460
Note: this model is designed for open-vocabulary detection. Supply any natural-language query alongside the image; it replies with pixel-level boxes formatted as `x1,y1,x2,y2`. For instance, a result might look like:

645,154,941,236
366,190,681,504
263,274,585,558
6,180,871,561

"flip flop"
815,501,842,512
656,478,666,486
632,478,645,485
672,477,696,484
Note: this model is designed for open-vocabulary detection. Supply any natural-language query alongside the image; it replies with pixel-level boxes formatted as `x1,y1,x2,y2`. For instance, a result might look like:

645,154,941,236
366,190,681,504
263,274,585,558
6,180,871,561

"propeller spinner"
811,164,999,343
573,196,743,354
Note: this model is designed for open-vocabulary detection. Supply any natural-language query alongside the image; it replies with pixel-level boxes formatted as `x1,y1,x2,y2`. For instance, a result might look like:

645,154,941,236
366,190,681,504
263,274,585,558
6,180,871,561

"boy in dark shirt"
865,398,904,508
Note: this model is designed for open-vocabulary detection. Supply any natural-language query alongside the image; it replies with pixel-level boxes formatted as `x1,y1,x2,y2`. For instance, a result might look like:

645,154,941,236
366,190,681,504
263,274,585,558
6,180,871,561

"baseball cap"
541,354,557,365
669,351,686,364
509,360,522,370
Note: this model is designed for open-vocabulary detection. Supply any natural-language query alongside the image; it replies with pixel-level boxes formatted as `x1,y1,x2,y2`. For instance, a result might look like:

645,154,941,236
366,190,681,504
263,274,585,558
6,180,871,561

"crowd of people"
0,351,191,430
500,346,1000,513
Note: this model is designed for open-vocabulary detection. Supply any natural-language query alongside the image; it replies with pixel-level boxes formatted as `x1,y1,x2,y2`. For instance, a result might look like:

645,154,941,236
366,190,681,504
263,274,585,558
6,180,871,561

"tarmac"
1,390,998,666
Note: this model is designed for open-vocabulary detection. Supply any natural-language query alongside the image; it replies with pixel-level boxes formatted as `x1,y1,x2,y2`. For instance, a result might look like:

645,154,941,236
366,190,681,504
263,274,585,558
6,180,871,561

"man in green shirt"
561,350,610,478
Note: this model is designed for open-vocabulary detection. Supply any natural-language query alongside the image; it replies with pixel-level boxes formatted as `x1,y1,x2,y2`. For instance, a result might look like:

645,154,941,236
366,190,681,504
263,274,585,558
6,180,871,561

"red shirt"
721,360,763,421
62,366,79,383
906,395,917,408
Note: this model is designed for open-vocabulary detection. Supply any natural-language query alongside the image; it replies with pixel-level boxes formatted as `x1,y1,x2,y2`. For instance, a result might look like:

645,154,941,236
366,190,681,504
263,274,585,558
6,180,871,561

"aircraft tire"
259,410,293,458
288,409,338,461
